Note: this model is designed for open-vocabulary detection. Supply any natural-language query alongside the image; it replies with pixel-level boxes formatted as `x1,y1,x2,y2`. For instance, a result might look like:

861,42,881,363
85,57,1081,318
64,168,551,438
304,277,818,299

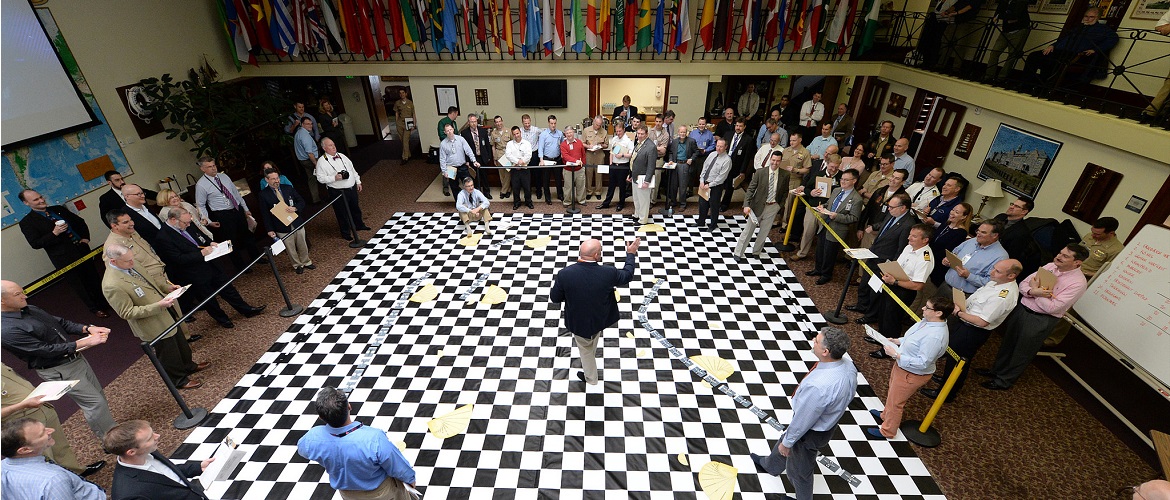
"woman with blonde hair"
157,189,214,240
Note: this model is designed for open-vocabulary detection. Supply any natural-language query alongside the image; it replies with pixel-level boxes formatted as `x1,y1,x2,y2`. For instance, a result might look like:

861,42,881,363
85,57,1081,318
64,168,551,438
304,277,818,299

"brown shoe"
789,254,804,261
178,379,203,390
195,361,212,372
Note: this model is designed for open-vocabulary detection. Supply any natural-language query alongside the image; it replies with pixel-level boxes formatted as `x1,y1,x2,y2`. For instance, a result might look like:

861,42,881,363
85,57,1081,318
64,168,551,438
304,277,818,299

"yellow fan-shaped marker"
637,223,665,233
458,232,483,246
677,453,689,466
393,440,407,452
427,404,473,439
698,461,738,500
409,283,439,303
707,321,721,330
637,349,647,357
480,285,508,305
614,290,621,302
690,355,735,381
436,349,445,357
626,332,635,339
525,236,552,248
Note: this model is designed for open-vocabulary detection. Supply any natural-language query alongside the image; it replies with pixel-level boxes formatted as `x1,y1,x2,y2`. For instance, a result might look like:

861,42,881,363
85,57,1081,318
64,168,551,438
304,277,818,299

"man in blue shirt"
2,418,105,500
751,327,857,500
537,115,566,204
298,387,417,499
940,220,1008,296
806,123,838,164
293,117,321,203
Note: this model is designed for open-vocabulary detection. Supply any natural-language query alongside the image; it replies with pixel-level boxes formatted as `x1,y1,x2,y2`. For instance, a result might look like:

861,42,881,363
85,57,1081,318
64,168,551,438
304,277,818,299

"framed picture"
1027,0,1042,12
1039,0,1074,15
1130,0,1169,19
953,123,981,160
978,124,1062,199
886,93,906,115
434,85,458,115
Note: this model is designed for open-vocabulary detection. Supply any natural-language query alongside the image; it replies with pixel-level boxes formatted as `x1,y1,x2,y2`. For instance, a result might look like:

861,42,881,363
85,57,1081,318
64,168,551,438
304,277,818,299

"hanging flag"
249,0,278,53
651,0,664,52
752,0,766,49
762,0,778,48
475,0,488,47
711,0,732,50
798,0,823,50
736,0,755,52
698,0,715,49
444,0,460,51
221,0,256,68
499,0,515,53
464,0,475,45
635,0,651,50
542,0,564,55
585,0,598,53
315,0,344,52
367,0,391,57
673,0,692,51
386,0,407,48
787,0,806,45
823,0,855,53
597,0,610,51
335,0,359,53
570,0,586,52
775,0,789,48
624,0,638,49
856,0,879,55
270,0,298,56
413,0,432,47
357,0,380,56
524,0,543,56
613,0,626,49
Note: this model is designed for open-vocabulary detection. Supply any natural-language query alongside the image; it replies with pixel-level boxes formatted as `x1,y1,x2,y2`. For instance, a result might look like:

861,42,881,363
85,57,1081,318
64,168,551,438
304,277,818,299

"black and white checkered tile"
171,212,945,500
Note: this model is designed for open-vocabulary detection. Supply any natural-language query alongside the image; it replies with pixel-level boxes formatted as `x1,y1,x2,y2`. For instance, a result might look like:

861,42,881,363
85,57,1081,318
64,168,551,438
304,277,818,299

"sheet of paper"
815,176,832,195
588,145,602,151
877,260,911,282
864,324,899,350
165,284,192,302
663,162,677,170
21,380,78,403
497,156,513,167
747,208,759,226
202,437,246,483
868,273,884,292
541,160,557,166
844,248,878,259
952,287,967,312
945,249,965,269
269,201,298,226
406,484,423,499
204,241,233,262
271,238,286,256
1036,267,1057,289
597,164,610,174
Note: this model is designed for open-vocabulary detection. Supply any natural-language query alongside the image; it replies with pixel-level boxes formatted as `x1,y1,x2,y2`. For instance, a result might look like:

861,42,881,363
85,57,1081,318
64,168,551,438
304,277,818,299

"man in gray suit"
629,125,658,225
808,169,863,285
734,151,789,262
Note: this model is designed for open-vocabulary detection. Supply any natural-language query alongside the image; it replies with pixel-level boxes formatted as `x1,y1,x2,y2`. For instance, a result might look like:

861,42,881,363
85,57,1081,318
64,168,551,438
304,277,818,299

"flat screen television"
514,79,568,109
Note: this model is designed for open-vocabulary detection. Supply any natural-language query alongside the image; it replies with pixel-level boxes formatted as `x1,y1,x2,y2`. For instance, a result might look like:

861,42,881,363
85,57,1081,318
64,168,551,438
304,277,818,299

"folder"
269,201,298,226
877,260,911,282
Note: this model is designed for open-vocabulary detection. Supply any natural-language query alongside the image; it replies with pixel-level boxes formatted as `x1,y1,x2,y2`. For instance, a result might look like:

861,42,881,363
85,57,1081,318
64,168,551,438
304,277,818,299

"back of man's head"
314,387,350,427
821,327,850,360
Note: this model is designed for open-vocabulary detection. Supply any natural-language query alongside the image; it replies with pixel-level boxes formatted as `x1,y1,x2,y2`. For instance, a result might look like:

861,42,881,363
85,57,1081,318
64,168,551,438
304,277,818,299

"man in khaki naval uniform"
490,115,513,199
392,89,416,161
582,116,610,199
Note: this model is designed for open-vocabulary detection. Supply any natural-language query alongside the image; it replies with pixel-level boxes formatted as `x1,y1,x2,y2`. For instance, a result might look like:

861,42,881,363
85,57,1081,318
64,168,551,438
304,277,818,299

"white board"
1073,224,1170,388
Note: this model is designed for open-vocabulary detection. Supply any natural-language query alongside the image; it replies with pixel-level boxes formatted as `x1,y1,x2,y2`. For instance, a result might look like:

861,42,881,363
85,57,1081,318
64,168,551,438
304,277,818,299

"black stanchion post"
266,246,304,317
140,342,208,429
566,164,580,214
337,191,365,248
822,258,857,324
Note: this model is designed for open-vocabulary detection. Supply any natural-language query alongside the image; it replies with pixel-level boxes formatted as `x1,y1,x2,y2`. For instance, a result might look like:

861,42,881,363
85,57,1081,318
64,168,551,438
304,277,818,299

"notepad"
21,380,78,403
204,241,233,261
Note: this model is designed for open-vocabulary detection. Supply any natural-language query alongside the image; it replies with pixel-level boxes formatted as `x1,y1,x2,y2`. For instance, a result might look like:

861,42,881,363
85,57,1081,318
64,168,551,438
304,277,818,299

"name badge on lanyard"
134,287,145,298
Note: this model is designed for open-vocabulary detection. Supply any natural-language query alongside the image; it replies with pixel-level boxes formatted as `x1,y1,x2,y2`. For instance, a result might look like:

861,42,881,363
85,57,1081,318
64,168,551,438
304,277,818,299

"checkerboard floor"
171,212,945,500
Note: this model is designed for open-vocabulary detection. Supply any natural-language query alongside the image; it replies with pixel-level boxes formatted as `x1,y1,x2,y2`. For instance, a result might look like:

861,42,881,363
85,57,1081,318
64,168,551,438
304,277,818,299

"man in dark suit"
612,95,638,125
550,238,640,386
850,192,916,323
808,170,864,285
720,117,756,212
461,114,494,199
17,189,110,317
866,121,896,162
153,207,265,329
120,183,165,242
98,170,158,222
104,419,211,500
733,151,789,262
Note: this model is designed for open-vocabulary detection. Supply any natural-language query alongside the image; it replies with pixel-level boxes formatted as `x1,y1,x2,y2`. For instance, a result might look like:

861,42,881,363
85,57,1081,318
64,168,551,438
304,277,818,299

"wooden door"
854,78,888,143
915,98,967,179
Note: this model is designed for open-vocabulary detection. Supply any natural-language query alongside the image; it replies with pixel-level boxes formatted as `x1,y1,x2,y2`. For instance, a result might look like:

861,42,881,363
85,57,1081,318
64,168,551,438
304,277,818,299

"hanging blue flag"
524,0,542,56
652,0,665,53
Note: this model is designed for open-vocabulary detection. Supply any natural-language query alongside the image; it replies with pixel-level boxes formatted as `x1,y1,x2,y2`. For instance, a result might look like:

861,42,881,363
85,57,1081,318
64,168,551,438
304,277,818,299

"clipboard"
877,260,911,282
945,249,965,270
863,324,899,350
202,436,247,483
952,287,967,312
1036,267,1057,289
269,201,299,226
165,284,192,302
21,380,79,403
698,185,711,201
747,208,759,226
815,176,833,196
204,241,234,262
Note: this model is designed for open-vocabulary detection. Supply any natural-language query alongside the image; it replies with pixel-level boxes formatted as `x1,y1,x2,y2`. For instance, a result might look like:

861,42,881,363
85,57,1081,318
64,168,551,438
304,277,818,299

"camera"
339,170,350,180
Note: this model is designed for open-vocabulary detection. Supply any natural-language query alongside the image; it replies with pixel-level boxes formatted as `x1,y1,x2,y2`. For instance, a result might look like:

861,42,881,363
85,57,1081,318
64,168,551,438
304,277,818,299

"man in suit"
808,170,864,285
852,192,916,323
612,95,637,125
153,207,265,329
98,170,158,222
829,104,854,146
117,183,166,243
733,151,790,262
104,419,212,500
17,189,110,318
102,244,207,390
550,238,640,386
992,196,1042,281
460,114,494,199
720,118,756,212
629,125,658,225
662,124,699,213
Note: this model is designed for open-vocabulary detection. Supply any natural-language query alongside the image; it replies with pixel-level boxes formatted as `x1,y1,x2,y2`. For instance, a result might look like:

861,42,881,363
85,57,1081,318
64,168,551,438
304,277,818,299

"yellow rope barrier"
23,246,105,295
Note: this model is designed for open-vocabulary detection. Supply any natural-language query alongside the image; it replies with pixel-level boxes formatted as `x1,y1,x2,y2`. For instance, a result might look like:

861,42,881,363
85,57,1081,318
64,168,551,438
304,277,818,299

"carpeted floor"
42,138,1158,499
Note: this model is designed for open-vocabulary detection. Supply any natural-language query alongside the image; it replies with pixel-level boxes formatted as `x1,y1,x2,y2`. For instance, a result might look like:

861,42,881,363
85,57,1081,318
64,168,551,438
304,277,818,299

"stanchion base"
280,305,304,317
823,312,849,324
565,207,581,214
349,239,366,248
900,420,941,447
775,243,797,252
174,407,209,430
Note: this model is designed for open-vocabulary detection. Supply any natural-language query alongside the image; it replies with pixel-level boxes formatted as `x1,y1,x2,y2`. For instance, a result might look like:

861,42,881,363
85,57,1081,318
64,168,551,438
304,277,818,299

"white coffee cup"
55,220,66,227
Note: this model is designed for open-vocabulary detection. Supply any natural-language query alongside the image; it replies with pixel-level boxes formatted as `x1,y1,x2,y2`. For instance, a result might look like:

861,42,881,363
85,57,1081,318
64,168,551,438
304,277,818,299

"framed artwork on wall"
1039,0,1075,15
434,85,459,115
978,124,1062,199
1130,0,1169,19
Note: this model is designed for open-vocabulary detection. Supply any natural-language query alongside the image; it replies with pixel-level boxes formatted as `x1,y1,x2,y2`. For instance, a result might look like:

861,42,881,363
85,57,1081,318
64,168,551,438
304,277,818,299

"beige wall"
1,0,231,285
598,77,668,115
337,77,377,136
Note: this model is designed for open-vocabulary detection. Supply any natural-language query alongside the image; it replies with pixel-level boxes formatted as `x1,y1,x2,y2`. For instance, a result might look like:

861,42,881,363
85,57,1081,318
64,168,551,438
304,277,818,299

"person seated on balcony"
916,0,984,71
1019,8,1119,89
1139,11,1170,125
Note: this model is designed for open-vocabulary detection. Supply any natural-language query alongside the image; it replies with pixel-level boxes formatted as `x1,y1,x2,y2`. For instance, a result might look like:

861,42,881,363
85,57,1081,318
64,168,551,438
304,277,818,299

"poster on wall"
1039,0,1075,14
1130,0,1169,19
1,6,132,229
116,83,165,140
978,124,1062,199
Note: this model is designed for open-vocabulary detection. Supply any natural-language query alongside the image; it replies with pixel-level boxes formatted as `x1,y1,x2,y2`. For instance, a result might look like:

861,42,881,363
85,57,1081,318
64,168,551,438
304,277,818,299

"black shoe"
845,304,865,312
974,368,996,378
486,193,493,199
750,453,777,476
546,199,552,205
218,320,235,329
340,234,354,241
356,225,373,231
502,192,511,199
919,388,941,399
615,204,625,211
931,374,944,384
708,224,717,231
597,202,611,209
815,277,831,285
184,316,197,323
733,255,744,264
981,380,1010,391
304,263,317,270
869,348,891,359
187,334,204,343
719,205,729,212
79,460,107,478
534,191,542,199
869,409,883,424
241,305,266,318
514,203,522,210
805,270,822,276
527,202,535,209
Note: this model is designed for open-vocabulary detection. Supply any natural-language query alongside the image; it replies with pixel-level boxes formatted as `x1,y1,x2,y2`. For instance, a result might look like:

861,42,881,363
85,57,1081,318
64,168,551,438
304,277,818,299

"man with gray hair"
751,327,857,500
298,388,418,499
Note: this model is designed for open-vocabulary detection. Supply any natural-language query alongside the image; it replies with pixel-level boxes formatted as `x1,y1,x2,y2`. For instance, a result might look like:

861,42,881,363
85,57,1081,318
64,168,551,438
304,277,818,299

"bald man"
550,238,641,385
1133,480,1170,500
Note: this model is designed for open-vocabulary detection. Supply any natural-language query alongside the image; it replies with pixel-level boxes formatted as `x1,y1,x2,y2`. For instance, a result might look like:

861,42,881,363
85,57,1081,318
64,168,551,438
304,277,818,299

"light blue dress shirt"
538,127,565,159
896,320,949,375
944,239,1009,293
782,357,858,448
1,456,105,500
297,421,416,491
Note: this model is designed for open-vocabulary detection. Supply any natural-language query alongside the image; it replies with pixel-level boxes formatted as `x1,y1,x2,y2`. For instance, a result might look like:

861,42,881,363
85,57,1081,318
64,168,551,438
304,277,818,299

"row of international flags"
216,0,881,67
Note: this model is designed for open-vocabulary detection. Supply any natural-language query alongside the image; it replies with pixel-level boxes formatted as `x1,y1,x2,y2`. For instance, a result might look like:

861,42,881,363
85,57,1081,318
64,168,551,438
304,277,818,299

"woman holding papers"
259,168,314,274
867,295,952,440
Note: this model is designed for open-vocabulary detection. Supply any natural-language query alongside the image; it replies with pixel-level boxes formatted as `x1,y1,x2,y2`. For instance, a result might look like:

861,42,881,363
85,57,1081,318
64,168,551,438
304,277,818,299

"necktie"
879,216,896,238
473,130,480,155
213,176,239,210
831,191,845,211
178,227,199,246
273,186,285,205
768,170,777,201
730,134,740,153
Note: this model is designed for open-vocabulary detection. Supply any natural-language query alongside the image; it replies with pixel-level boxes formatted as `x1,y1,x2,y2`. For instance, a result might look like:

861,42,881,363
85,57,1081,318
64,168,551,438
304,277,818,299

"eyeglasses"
1122,485,1146,499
